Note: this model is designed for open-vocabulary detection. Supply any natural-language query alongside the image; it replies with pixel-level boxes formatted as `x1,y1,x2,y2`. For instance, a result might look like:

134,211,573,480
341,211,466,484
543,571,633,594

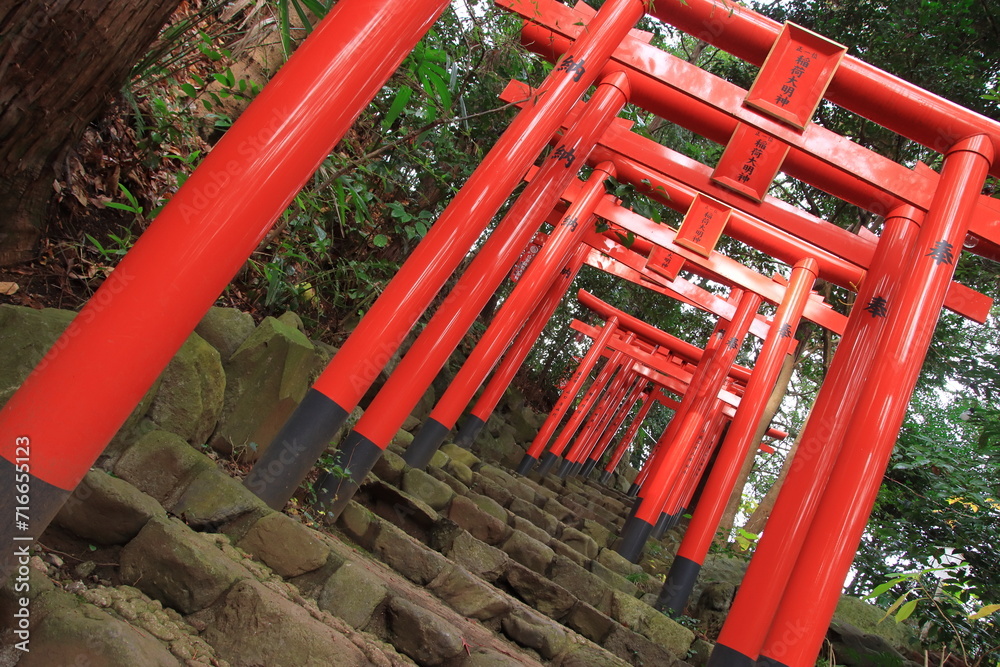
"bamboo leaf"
895,599,918,623
969,603,1000,621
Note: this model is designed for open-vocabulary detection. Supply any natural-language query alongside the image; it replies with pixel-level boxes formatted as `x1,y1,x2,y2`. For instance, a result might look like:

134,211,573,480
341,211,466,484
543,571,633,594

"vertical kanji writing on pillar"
556,55,586,82
864,296,888,318
549,144,577,168
925,240,955,266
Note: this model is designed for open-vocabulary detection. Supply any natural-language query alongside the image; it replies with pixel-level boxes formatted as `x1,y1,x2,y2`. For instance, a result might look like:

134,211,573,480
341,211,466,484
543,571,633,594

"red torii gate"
0,2,994,666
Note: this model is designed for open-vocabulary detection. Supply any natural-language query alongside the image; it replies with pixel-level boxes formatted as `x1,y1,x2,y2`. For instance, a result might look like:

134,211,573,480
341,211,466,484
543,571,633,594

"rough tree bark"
0,0,183,266
714,348,799,546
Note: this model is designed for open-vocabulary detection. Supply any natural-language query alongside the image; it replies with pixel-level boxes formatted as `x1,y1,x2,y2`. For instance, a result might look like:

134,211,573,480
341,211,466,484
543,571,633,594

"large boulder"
0,305,158,458
826,619,921,667
834,595,921,653
194,306,256,361
0,305,75,406
147,332,225,445
209,316,324,460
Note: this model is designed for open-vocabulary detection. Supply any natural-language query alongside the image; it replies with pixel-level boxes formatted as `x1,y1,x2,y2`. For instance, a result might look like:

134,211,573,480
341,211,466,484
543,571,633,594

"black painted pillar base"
651,511,673,540
516,453,539,476
598,470,612,485
756,654,791,667
403,418,451,469
616,515,654,563
537,451,560,477
707,643,759,667
626,482,640,497
1,457,72,579
625,496,642,521
580,459,597,477
454,415,486,449
314,431,384,521
245,389,349,509
556,458,574,479
655,555,702,613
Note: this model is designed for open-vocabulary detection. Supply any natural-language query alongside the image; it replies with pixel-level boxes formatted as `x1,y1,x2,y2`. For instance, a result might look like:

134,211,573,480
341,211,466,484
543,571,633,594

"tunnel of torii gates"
2,0,999,663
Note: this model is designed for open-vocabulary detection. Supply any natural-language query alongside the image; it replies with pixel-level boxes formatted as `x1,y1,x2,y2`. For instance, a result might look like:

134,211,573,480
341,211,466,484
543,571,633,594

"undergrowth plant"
866,565,1000,666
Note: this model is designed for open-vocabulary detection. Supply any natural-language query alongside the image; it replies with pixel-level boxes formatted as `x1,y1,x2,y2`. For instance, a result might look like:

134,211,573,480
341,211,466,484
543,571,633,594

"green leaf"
372,234,389,248
969,603,1000,620
895,599,918,623
382,86,413,129
180,83,197,98
867,577,909,599
880,593,910,623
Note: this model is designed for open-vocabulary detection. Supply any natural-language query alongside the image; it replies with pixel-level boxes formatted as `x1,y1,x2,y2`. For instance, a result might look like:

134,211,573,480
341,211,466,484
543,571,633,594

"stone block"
210,316,323,461
501,607,569,660
200,579,369,665
588,560,638,598
504,562,575,620
565,601,615,643
171,464,270,530
603,624,686,667
558,526,599,560
440,443,480,469
120,517,248,614
446,459,474,486
577,518,613,548
317,560,389,629
446,531,509,583
53,469,165,545
147,332,225,445
501,530,555,574
372,448,407,486
236,511,330,577
114,430,213,508
427,565,511,621
448,495,511,546
550,540,588,568
19,588,179,667
542,497,573,522
402,467,456,511
471,474,514,508
194,306,256,361
467,492,509,523
509,515,552,545
372,522,448,585
336,501,380,549
596,547,644,578
549,556,613,612
508,497,558,535
387,596,465,666
428,465,470,496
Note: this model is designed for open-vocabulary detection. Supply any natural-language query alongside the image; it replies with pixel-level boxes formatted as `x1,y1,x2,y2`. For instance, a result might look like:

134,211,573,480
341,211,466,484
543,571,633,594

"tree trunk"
714,348,799,546
741,351,812,535
742,410,811,536
0,0,183,266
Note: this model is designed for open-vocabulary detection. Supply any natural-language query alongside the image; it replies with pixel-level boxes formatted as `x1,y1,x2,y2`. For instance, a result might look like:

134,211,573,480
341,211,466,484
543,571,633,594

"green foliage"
866,566,1000,665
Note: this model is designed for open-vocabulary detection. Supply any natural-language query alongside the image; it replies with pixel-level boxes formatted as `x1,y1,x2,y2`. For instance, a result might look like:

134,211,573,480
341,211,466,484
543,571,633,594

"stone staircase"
1,423,704,666
0,304,922,667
